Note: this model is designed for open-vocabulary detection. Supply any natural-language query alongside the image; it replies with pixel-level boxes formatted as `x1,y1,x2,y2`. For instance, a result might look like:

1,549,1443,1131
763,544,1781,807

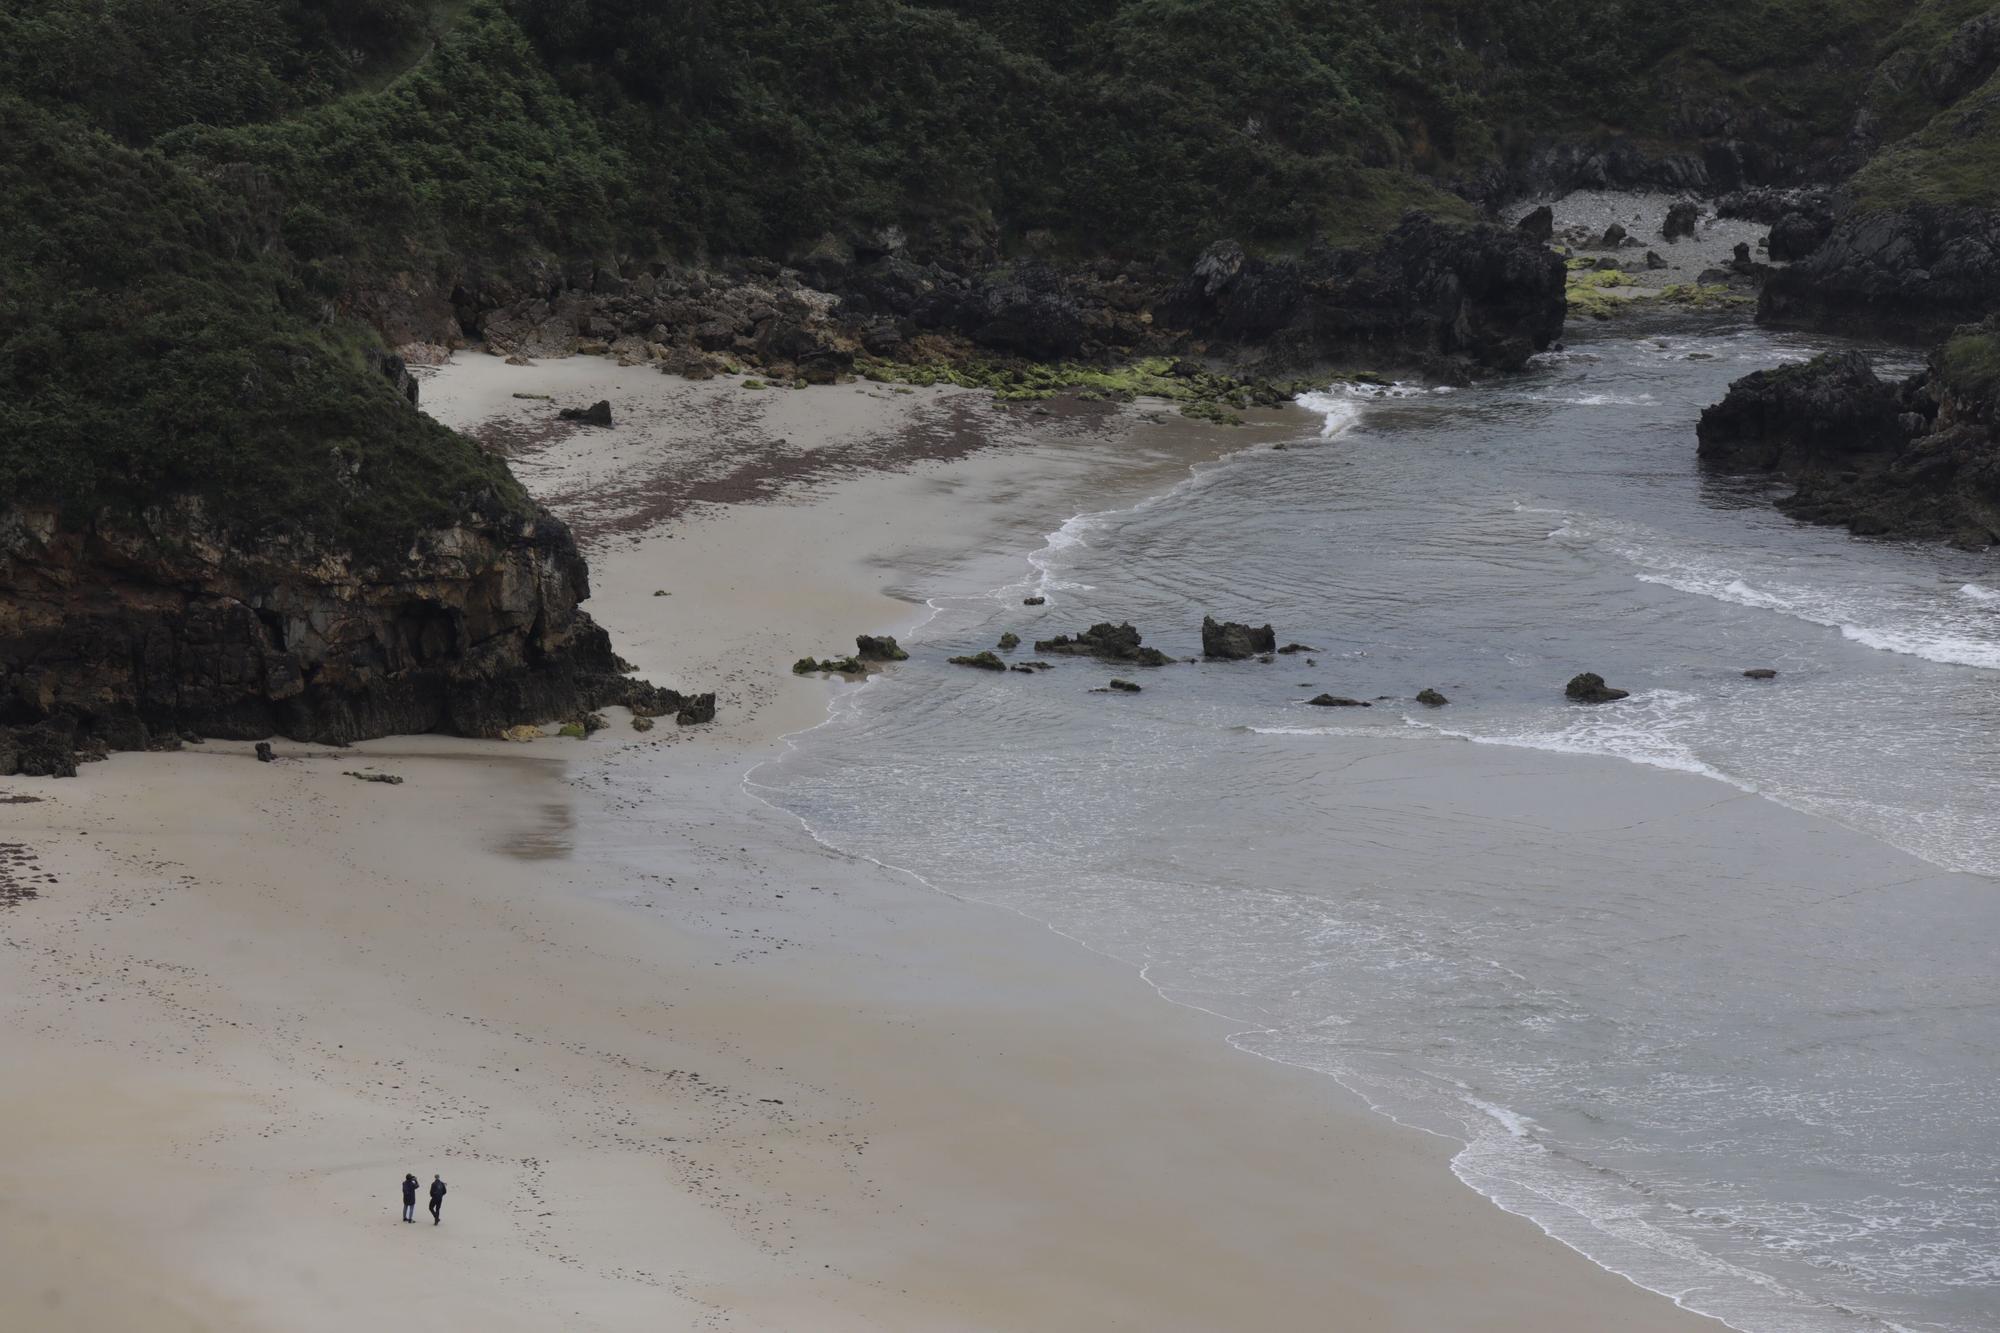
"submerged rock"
1201,616,1277,660
997,632,1020,652
1416,688,1449,706
1307,694,1370,707
1106,678,1142,693
1564,672,1629,703
948,651,1007,671
1743,668,1779,679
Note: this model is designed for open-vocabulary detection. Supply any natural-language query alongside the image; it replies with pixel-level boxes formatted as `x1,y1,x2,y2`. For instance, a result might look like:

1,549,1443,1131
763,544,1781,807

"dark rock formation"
1023,595,1046,606
1663,202,1701,241
794,655,864,674
1033,623,1174,667
1307,694,1370,707
1760,207,2000,341
1275,642,1318,654
996,632,1020,652
1517,205,1554,242
0,502,711,777
1697,351,1908,473
947,651,1007,671
1159,216,1566,375
854,634,908,661
1693,345,2000,542
1766,211,1834,262
1201,616,1277,660
1565,672,1629,703
1106,678,1141,693
1416,688,1449,706
1601,222,1628,248
1743,668,1779,679
559,399,614,427
255,742,275,763
1645,250,1668,270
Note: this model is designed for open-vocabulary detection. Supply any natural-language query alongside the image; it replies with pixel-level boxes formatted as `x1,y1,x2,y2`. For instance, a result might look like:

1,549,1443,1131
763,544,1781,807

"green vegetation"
0,95,524,551
1936,319,2000,402
6,0,1996,549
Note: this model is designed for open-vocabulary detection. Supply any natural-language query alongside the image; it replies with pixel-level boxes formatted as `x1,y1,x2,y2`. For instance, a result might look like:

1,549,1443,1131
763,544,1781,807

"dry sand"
0,356,1721,1330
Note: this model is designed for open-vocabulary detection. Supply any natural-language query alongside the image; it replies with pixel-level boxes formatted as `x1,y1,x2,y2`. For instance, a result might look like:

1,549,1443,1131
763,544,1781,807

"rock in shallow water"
1564,672,1629,703
1201,616,1277,660
1307,694,1370,707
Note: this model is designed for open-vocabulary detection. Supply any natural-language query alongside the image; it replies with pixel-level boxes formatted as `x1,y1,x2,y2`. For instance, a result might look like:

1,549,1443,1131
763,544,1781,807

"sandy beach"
0,357,1732,1331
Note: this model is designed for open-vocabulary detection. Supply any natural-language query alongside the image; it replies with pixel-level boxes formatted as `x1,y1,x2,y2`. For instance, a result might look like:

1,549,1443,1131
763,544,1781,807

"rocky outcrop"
1516,206,1554,242
854,634,908,661
0,501,710,777
1200,617,1276,660
1564,673,1629,703
1662,202,1701,241
1696,338,2000,544
1766,211,1834,262
1033,623,1175,667
559,399,613,426
1160,216,1566,375
1759,207,2000,341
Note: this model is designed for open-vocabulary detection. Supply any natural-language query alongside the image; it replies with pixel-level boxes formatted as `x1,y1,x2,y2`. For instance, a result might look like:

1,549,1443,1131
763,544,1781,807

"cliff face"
1160,217,1568,375
1758,206,2000,341
0,501,711,777
1696,338,2000,546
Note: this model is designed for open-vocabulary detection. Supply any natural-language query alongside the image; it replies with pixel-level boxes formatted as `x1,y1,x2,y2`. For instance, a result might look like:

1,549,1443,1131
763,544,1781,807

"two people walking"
400,1172,446,1224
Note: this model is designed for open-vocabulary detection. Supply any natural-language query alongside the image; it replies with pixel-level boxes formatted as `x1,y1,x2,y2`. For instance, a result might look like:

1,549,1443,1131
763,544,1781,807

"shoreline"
1,355,1722,1331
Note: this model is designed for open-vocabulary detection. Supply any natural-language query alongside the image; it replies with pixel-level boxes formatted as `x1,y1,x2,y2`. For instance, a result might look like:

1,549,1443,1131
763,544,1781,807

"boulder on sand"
1201,616,1277,660
1564,672,1629,703
559,399,614,427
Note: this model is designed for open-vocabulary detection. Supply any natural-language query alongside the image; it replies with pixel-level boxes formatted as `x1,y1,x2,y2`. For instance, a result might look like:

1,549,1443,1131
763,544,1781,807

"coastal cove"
0,356,1722,1332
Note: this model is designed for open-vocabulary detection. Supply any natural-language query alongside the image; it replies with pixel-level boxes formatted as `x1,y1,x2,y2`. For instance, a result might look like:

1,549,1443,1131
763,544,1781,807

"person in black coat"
401,1173,419,1223
428,1174,447,1225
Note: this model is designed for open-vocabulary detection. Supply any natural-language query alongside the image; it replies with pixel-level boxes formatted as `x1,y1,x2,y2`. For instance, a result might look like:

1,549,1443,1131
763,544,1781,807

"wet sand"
0,357,1720,1330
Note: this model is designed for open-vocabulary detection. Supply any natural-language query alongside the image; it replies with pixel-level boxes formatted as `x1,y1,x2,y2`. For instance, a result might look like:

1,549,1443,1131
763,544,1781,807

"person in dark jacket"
401,1173,419,1223
428,1174,447,1225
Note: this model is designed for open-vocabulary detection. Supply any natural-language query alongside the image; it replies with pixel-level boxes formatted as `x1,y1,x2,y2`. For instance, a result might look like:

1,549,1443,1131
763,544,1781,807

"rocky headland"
1697,326,2000,545
0,495,708,778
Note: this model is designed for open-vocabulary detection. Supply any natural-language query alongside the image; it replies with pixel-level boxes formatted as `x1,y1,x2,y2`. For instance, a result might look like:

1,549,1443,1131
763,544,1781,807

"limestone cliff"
0,500,711,777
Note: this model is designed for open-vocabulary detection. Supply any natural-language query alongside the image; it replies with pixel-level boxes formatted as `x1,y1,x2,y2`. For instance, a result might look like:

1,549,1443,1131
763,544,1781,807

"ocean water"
748,324,2000,1332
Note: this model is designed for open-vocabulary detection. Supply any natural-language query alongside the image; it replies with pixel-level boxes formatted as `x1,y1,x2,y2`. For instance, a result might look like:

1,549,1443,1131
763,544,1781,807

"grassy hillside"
2,0,1986,546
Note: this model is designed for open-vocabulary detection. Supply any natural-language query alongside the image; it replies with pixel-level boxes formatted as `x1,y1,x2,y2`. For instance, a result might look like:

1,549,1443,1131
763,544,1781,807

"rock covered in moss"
948,651,1007,671
997,632,1020,651
855,634,908,661
1416,688,1449,706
